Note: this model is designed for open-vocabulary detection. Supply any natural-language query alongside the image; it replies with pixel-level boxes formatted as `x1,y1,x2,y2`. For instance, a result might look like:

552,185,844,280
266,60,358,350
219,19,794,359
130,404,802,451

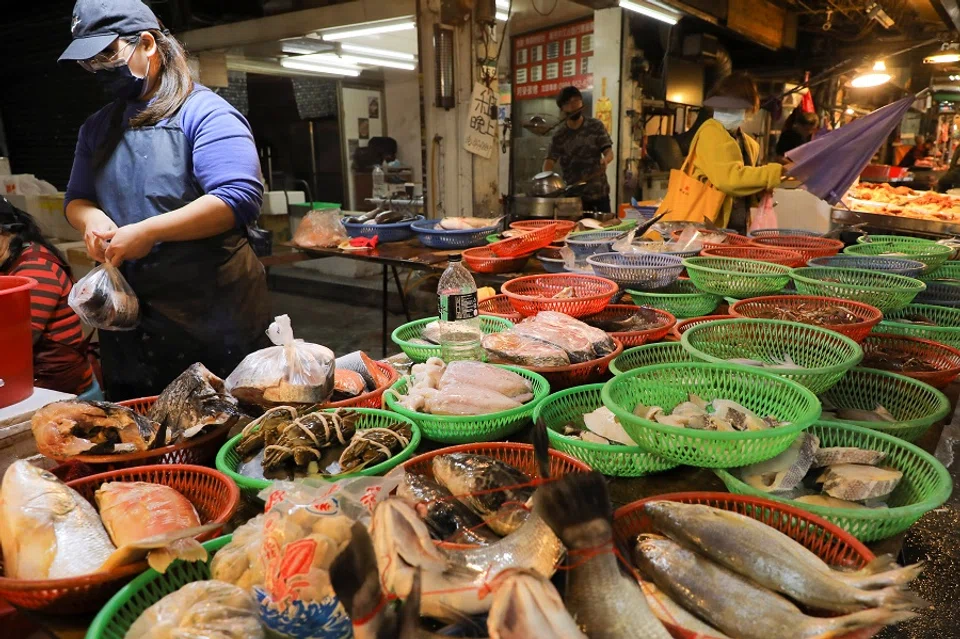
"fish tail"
397,568,422,639
330,521,384,622
98,523,220,573
534,471,612,548
806,607,917,639
844,557,925,589
147,538,207,573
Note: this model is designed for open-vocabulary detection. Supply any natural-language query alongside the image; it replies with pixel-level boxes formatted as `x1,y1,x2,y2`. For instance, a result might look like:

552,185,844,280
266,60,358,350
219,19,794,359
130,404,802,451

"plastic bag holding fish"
67,263,139,330
252,478,397,639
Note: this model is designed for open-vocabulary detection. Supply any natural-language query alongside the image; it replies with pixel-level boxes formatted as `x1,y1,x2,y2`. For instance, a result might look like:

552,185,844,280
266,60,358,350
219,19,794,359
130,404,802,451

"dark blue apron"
94,90,270,400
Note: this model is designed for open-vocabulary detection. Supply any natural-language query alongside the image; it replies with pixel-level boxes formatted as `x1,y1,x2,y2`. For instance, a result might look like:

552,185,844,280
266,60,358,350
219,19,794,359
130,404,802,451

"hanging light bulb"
850,60,891,88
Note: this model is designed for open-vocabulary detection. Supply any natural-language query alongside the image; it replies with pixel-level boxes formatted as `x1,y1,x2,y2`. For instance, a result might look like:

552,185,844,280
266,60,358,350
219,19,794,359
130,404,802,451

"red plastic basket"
751,235,844,262
478,294,524,323
582,305,676,347
0,464,239,613
510,219,576,241
42,396,234,473
501,273,619,318
729,295,882,344
489,223,557,257
462,246,533,274
861,333,960,389
700,246,806,268
520,339,624,390
613,492,880,639
403,441,591,479
673,314,736,339
323,361,399,409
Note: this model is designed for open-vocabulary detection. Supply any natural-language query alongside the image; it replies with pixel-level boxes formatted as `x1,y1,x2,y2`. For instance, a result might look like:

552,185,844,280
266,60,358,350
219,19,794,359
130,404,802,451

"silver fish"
635,536,914,639
643,501,925,612
536,472,672,639
432,454,533,536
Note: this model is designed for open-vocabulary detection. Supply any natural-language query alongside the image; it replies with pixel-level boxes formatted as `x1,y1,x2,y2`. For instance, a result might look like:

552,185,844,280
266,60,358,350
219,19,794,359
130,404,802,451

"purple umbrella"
785,93,919,205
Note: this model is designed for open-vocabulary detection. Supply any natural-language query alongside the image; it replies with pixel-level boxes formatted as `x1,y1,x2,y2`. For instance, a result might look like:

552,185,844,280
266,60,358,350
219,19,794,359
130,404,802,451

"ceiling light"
845,107,855,115
619,0,680,26
281,43,328,55
340,44,416,62
850,60,891,88
496,11,509,21
298,53,416,71
320,18,416,41
280,58,361,76
496,0,510,7
925,43,960,64
866,2,894,29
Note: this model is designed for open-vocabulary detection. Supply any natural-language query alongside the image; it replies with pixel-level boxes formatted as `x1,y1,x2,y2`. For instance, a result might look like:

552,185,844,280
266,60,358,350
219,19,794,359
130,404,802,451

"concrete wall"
592,8,623,204
384,69,424,185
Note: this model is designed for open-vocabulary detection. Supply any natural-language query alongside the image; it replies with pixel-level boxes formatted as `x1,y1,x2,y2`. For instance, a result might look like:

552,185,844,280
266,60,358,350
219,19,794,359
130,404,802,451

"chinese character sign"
464,82,498,158
512,19,594,101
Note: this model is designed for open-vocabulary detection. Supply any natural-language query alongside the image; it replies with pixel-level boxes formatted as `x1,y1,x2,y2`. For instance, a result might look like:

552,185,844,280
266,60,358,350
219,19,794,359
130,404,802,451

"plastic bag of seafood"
249,479,397,639
68,262,140,331
226,314,336,406
124,580,265,639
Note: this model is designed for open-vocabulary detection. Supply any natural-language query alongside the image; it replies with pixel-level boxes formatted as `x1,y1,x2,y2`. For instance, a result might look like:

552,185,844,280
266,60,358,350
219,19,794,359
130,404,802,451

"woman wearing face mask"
686,73,785,233
60,0,269,400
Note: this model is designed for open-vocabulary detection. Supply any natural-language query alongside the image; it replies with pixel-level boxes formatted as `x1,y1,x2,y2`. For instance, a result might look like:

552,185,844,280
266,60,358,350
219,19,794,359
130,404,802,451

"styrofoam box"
262,190,305,216
6,193,81,241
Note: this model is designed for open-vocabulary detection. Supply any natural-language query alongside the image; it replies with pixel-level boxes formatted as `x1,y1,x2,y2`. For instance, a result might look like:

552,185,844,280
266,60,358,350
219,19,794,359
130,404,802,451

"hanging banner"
512,19,594,101
464,82,498,158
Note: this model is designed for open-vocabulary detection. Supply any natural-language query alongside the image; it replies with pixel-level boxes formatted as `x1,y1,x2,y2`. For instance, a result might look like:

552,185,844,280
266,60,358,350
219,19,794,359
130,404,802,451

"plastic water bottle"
372,163,387,199
437,255,483,361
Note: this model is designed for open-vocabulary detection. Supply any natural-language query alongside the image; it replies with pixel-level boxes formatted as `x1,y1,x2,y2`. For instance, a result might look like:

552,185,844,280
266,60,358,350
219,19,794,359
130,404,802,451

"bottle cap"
449,254,462,262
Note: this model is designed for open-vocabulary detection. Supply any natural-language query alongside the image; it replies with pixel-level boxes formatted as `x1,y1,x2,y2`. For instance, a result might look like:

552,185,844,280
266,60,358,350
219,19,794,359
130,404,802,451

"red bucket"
0,276,37,408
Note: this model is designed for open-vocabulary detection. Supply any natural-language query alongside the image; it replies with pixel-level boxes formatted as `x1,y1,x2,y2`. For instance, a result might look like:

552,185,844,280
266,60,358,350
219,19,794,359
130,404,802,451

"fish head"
633,535,685,571
641,501,693,539
430,454,475,495
1,461,76,517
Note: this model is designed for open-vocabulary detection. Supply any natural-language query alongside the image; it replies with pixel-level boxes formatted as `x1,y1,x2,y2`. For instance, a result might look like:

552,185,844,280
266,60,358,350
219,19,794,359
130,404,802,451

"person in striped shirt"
0,198,95,395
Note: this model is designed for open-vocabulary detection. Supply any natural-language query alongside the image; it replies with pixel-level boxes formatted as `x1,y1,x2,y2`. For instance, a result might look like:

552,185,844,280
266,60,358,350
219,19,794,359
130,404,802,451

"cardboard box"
6,193,80,241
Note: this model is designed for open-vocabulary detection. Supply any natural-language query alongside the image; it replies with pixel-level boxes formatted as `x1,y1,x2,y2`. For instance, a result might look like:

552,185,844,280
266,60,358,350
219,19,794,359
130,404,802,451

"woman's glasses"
78,37,139,73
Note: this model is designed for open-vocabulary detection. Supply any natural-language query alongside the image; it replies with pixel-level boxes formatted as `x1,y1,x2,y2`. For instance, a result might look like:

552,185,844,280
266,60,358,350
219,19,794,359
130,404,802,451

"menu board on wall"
513,19,593,102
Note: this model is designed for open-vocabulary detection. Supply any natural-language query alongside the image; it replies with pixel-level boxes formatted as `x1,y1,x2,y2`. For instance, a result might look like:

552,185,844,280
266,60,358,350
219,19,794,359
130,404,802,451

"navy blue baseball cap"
59,0,160,62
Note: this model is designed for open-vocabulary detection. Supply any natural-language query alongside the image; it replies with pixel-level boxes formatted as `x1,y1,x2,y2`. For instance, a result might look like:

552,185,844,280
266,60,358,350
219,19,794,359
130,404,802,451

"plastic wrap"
210,514,265,590
68,263,139,330
292,210,347,249
123,580,264,639
748,192,778,234
225,315,335,406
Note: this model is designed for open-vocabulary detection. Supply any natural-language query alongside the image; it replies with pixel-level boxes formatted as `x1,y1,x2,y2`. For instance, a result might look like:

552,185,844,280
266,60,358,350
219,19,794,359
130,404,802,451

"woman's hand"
82,213,117,263
95,222,158,266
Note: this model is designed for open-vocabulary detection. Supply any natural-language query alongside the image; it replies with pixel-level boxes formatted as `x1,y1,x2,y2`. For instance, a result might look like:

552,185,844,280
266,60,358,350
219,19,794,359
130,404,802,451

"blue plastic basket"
343,215,424,243
411,218,500,249
748,228,823,238
587,252,683,290
915,279,960,307
807,255,927,278
566,231,624,260
537,249,568,273
629,240,702,259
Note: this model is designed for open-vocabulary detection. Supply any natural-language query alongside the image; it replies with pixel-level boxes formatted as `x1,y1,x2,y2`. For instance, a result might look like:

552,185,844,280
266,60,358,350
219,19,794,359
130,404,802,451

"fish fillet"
439,361,533,401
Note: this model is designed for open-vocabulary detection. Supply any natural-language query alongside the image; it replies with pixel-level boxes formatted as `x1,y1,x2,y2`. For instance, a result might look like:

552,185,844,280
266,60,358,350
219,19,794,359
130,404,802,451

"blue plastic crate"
343,215,424,243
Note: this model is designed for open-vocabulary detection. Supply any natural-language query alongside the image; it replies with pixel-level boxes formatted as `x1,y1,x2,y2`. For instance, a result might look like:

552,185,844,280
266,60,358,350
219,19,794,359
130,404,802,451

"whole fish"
487,570,586,639
432,454,533,536
635,536,914,639
147,363,242,443
535,472,672,639
397,472,499,545
643,501,925,612
639,578,731,639
31,400,160,458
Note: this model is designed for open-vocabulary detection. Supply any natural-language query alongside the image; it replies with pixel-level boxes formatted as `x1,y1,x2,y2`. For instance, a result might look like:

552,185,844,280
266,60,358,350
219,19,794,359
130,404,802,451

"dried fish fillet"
582,407,637,446
813,447,887,468
819,464,903,501
741,433,820,493
794,495,868,509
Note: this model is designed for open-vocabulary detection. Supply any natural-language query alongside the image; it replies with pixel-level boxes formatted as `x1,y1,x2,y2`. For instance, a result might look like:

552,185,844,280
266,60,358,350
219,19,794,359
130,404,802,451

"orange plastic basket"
403,441,591,479
462,246,533,274
0,464,239,614
478,294,524,323
700,246,806,268
612,492,879,639
521,339,624,390
729,295,882,344
582,305,676,347
501,273,619,317
323,361,399,409
510,219,576,241
489,223,557,257
673,314,736,339
861,333,960,390
751,235,844,262
42,396,234,472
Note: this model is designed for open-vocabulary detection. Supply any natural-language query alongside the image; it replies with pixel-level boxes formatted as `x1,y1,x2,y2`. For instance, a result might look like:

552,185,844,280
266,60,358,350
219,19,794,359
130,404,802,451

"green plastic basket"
714,421,953,542
609,342,694,375
627,279,721,319
86,535,232,639
384,365,550,443
922,261,960,281
844,241,952,275
391,316,514,363
215,408,422,499
533,384,678,477
601,362,820,468
856,234,937,246
680,318,863,394
819,367,950,442
682,257,792,298
790,267,925,313
880,304,960,349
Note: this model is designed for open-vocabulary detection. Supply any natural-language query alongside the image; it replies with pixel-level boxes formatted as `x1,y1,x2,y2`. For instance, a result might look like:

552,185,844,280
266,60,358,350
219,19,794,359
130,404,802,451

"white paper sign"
464,82,498,159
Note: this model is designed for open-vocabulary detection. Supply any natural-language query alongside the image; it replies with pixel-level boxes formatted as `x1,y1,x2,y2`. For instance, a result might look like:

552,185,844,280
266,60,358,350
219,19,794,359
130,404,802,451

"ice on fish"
741,433,820,493
818,464,903,501
814,447,887,468
582,406,637,446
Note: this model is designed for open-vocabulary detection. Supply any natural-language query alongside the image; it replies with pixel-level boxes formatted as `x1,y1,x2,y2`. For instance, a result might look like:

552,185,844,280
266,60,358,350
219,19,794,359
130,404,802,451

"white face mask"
713,109,747,130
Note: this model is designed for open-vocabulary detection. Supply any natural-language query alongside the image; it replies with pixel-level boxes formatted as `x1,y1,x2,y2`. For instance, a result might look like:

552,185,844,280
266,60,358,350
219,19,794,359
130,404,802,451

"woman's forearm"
140,194,238,243
65,199,111,232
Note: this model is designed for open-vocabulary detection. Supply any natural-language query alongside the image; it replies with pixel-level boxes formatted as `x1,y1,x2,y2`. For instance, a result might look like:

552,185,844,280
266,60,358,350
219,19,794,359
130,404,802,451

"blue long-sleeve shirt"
65,86,263,227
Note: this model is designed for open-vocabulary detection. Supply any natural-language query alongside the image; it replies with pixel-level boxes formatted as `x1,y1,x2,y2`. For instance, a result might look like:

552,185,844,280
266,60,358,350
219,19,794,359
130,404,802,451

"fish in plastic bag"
293,210,347,249
225,315,335,406
123,580,264,639
252,477,398,639
68,262,139,330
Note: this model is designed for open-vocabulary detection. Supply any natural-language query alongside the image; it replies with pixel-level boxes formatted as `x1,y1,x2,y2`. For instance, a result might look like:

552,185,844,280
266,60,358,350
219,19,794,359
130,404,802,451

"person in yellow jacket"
689,73,784,232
